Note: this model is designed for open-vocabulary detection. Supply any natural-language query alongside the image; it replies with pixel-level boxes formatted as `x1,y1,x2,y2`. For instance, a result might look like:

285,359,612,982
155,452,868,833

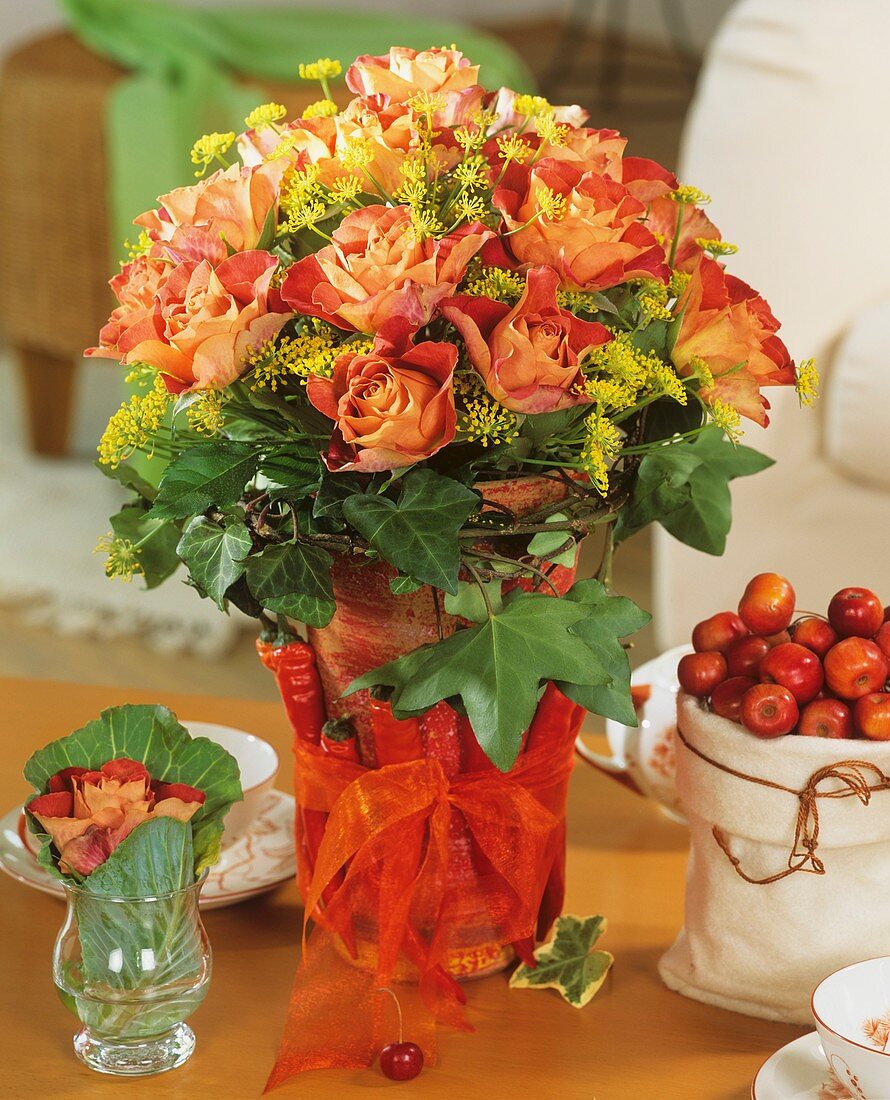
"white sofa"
654,0,890,648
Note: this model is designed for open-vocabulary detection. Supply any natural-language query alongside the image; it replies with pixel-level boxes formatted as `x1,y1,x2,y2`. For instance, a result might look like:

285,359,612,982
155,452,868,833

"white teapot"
574,644,691,822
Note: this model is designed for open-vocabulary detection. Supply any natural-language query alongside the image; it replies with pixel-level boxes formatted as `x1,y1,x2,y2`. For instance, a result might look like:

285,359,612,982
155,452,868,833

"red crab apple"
823,638,889,700
874,622,890,661
798,698,853,739
692,612,748,654
710,676,756,722
740,683,799,738
853,693,890,740
678,652,727,697
738,573,796,635
827,587,884,639
726,635,771,679
759,642,824,704
790,617,838,659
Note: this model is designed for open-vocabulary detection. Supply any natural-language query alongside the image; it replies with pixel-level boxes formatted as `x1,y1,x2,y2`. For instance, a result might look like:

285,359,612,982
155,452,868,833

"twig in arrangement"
464,559,495,617
432,587,444,641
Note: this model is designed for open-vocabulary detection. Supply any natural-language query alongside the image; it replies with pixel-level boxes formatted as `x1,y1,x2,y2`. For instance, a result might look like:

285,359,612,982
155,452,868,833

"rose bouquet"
25,705,241,1064
86,45,815,1081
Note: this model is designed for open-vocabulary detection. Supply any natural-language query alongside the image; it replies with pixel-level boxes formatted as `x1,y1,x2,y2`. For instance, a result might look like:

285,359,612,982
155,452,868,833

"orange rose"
346,46,481,108
644,195,722,271
442,266,611,413
672,254,795,425
488,87,589,133
27,759,204,876
492,159,669,291
306,320,458,471
121,250,291,392
135,161,284,265
280,205,491,334
86,255,167,361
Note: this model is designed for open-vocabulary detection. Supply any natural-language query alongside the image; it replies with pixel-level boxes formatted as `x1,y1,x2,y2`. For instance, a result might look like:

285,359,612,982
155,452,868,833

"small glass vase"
52,874,211,1076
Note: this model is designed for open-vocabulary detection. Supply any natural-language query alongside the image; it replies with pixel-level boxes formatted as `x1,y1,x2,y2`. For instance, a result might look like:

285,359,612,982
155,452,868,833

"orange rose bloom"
120,250,291,393
27,758,204,876
281,205,491,334
306,320,458,471
346,45,480,105
493,159,669,291
644,195,722,272
135,161,284,265
86,255,167,361
442,266,612,413
672,254,795,426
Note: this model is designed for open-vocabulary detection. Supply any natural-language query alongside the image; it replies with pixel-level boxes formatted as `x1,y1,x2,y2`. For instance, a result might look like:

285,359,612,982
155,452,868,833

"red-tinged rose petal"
101,758,151,784
60,827,115,875
48,767,88,793
27,791,74,818
150,781,206,804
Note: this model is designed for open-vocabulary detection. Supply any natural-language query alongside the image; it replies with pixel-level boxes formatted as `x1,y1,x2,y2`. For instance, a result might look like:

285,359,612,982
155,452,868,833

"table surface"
0,675,807,1100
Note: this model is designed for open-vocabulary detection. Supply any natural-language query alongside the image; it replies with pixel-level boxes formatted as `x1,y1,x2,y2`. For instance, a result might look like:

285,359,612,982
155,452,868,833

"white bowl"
812,956,890,1099
183,721,280,847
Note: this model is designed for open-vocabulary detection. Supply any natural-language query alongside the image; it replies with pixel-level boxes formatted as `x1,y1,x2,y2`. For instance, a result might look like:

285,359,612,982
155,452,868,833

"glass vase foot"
72,1022,196,1076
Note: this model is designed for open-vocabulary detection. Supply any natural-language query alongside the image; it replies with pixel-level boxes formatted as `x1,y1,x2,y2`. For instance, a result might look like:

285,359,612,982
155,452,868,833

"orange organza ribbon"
265,730,576,1091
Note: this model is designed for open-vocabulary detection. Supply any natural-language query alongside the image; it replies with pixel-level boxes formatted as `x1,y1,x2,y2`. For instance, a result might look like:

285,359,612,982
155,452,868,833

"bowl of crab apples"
678,574,890,741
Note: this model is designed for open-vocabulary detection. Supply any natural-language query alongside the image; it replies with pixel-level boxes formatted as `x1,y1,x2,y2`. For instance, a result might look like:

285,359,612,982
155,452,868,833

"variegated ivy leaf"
509,914,614,1008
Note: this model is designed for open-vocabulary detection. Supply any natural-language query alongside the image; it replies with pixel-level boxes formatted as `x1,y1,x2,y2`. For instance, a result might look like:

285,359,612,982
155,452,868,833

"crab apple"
823,638,889,700
874,621,890,661
760,642,824,704
692,612,749,654
853,693,890,740
678,651,727,697
740,683,799,738
710,676,756,722
765,630,792,647
827,587,884,639
726,635,771,679
790,617,838,658
738,573,796,635
798,698,853,739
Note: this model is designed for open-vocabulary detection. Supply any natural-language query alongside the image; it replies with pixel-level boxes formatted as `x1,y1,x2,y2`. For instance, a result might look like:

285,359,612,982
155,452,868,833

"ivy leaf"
342,469,478,595
557,580,651,726
614,427,773,555
177,517,252,608
509,914,614,1008
527,513,577,566
244,542,335,627
389,575,424,596
260,448,321,503
347,588,610,771
313,473,366,524
443,578,504,622
641,396,704,444
109,504,180,589
150,442,259,520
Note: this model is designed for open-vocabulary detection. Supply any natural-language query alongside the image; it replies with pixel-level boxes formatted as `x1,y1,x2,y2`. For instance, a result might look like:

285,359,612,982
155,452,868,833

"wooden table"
0,676,806,1099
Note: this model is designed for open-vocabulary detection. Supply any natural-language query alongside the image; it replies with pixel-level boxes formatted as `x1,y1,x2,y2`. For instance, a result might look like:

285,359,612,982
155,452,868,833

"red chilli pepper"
255,638,325,744
320,719,359,763
369,692,424,766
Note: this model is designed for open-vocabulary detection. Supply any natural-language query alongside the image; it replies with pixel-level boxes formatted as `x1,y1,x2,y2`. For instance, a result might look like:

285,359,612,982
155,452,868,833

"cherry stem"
375,986,403,1043
792,610,828,623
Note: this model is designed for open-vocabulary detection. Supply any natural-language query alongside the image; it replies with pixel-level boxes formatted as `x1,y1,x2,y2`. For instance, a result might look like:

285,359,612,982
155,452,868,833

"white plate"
0,789,296,909
752,1032,856,1099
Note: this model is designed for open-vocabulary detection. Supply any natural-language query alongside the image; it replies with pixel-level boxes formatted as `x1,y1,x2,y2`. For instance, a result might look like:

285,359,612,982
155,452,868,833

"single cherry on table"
376,987,424,1082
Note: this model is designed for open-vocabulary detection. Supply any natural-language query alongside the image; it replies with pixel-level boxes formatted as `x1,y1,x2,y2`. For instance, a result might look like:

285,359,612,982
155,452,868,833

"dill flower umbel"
94,534,144,582
460,393,518,447
97,375,171,468
190,131,236,177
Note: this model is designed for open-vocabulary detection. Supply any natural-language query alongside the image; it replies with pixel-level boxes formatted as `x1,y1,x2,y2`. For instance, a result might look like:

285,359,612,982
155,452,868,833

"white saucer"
0,789,296,909
752,1032,855,1099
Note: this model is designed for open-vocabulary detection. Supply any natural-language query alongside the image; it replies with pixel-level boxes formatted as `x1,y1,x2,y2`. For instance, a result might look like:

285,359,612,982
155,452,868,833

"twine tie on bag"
676,724,890,885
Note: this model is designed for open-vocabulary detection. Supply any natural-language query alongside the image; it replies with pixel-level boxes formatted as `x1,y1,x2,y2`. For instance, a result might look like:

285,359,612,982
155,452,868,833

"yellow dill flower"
695,237,738,258
580,412,622,496
186,388,229,435
672,184,711,206
535,185,567,221
245,102,287,130
497,133,532,163
669,271,692,297
329,175,363,204
399,155,428,184
266,132,300,162
639,294,674,322
453,156,488,189
582,377,639,410
453,193,488,222
409,205,444,240
557,289,601,313
454,124,485,152
461,394,518,447
408,90,447,118
463,265,526,302
302,98,338,119
339,138,374,172
536,115,569,147
97,375,171,468
393,178,427,205
123,363,158,387
471,108,497,130
514,94,552,117
287,200,328,233
122,229,153,261
687,356,714,390
647,358,688,404
709,397,743,443
586,334,649,389
795,357,819,407
190,131,235,178
94,534,144,582
298,58,342,81
245,327,361,390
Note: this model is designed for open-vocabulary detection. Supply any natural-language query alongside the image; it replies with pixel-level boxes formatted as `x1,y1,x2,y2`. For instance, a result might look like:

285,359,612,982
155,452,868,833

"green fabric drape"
58,0,534,255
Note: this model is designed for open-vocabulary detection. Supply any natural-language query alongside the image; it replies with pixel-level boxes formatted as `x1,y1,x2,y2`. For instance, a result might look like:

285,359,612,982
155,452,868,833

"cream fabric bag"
659,693,890,1024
